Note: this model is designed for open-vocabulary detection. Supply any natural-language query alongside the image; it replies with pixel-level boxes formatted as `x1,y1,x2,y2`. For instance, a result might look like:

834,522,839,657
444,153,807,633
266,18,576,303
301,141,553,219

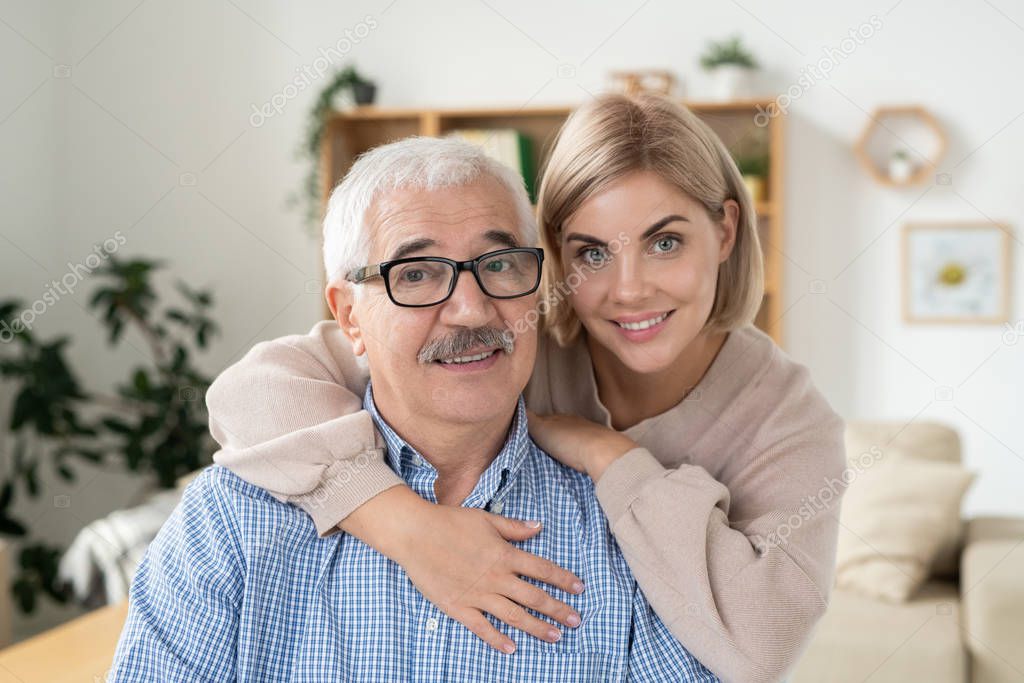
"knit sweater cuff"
594,447,667,527
290,411,404,539
296,450,405,538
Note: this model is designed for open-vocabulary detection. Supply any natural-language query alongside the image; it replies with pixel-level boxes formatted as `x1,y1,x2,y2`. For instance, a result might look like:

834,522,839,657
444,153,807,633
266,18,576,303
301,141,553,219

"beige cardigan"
207,320,847,683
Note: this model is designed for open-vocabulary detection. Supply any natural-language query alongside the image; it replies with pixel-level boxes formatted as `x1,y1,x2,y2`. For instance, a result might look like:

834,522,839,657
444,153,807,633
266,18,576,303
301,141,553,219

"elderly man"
110,137,717,682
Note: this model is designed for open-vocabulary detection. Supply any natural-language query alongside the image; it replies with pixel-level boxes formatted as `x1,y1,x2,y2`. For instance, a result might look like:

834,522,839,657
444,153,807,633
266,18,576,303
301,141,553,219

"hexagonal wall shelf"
854,106,947,187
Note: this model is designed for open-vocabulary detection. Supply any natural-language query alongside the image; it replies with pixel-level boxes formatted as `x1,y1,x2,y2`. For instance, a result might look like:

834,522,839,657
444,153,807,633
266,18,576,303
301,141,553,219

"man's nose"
438,269,497,327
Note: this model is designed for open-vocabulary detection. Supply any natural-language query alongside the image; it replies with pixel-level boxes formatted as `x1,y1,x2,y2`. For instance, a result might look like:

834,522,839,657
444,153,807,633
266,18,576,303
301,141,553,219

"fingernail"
572,581,584,593
548,629,561,642
567,614,581,627
525,520,541,528
503,642,516,654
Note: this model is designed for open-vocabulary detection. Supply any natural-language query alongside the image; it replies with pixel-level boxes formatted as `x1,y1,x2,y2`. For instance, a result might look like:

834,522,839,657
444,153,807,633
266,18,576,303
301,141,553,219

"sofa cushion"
791,581,966,683
844,421,967,579
844,421,962,466
835,451,974,602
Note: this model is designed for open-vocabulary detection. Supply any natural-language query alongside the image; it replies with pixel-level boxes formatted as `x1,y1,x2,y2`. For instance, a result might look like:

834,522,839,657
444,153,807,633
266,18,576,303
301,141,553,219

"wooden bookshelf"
320,100,785,345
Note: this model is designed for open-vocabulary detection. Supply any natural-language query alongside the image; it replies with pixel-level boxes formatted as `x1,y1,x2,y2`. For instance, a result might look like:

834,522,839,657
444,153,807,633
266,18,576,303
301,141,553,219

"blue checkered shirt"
110,383,718,682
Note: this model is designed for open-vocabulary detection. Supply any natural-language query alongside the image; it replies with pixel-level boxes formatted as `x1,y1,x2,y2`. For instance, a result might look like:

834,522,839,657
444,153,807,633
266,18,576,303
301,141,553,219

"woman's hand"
348,486,585,654
525,410,638,482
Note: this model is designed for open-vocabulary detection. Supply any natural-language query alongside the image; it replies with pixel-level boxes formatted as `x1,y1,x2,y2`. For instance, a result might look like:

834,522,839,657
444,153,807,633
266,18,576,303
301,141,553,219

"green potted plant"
734,153,769,202
291,65,377,234
0,257,218,613
700,35,759,100
888,148,915,183
330,66,377,108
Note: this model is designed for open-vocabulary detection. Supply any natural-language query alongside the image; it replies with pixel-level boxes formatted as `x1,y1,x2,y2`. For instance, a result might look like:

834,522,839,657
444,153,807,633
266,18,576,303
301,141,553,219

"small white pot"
888,155,915,183
709,65,753,100
331,89,356,111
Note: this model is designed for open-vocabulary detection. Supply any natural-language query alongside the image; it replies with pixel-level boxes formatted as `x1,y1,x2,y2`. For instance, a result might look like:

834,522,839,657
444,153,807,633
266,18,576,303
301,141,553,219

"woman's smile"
609,309,676,342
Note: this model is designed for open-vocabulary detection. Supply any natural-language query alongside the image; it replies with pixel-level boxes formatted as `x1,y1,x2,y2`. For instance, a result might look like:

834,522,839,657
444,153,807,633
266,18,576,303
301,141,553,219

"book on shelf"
445,129,535,202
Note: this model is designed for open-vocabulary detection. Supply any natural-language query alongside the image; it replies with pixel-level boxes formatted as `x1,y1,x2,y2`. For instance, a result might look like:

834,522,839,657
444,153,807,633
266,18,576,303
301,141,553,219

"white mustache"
417,327,514,364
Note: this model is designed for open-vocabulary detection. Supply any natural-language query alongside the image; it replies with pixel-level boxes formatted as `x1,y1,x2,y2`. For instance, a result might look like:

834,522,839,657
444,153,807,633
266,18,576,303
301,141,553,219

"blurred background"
1,1,1022,681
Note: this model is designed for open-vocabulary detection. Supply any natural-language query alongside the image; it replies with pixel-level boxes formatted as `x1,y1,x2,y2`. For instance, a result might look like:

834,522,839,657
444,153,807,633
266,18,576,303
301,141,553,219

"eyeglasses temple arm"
346,265,382,283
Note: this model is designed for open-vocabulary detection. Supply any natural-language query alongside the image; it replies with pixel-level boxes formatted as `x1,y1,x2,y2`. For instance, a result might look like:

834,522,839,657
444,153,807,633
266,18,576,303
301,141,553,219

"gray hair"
322,136,538,283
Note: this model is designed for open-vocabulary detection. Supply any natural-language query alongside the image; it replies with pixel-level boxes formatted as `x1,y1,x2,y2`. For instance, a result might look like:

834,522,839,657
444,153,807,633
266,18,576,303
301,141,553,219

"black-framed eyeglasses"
346,247,545,308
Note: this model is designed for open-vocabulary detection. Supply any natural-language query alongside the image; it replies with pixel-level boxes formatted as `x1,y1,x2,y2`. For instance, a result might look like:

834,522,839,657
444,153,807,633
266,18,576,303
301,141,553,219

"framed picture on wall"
902,221,1012,324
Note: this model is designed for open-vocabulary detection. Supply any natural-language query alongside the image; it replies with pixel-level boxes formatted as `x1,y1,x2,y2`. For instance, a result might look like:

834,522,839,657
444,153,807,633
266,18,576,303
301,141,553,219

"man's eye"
397,266,439,283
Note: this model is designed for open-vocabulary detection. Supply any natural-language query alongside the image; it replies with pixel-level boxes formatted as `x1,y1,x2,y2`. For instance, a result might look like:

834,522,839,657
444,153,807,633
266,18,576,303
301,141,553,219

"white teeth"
439,350,497,365
617,312,669,331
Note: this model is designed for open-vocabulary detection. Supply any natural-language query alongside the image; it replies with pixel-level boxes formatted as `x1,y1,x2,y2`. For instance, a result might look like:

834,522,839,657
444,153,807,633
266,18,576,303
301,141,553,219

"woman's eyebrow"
640,214,689,239
565,214,690,247
564,233,607,246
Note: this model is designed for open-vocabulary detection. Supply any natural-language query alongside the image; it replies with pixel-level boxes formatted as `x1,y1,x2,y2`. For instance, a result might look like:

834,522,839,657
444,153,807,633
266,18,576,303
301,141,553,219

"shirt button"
425,617,439,632
490,501,504,514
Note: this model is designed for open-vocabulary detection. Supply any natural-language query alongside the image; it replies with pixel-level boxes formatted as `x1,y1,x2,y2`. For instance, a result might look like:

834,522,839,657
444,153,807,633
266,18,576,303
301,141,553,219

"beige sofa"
791,421,1024,683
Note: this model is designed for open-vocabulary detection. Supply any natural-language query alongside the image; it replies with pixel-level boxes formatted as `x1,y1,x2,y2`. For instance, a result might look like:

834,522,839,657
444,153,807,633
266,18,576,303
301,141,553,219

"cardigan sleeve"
206,320,404,537
594,411,847,683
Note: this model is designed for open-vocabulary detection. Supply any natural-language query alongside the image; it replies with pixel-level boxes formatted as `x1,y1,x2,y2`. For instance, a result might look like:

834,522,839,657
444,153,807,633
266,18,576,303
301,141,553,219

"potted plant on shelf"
700,35,759,100
291,66,378,234
888,148,915,183
734,153,769,202
328,65,377,108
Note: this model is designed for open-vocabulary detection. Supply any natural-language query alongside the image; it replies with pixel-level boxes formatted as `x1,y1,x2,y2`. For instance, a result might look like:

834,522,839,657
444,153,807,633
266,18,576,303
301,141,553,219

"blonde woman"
207,93,845,683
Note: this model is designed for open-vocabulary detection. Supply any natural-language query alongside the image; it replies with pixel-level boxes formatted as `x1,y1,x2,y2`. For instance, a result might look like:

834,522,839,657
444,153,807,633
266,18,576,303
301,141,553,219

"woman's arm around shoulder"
206,319,404,536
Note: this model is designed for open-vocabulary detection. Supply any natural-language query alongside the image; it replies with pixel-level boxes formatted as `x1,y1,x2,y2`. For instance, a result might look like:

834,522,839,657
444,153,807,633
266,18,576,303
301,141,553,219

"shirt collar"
362,382,532,509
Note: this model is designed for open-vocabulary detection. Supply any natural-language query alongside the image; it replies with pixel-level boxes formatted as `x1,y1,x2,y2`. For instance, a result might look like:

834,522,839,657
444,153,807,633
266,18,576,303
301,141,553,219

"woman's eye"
579,246,610,267
651,236,681,254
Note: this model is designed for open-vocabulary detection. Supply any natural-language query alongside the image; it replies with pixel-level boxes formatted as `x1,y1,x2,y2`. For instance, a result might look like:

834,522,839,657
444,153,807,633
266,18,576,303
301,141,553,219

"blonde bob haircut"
536,93,764,347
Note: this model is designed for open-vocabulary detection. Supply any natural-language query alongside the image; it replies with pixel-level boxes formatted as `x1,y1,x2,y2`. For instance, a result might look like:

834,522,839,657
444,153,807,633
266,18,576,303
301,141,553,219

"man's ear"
325,281,366,356
718,199,740,263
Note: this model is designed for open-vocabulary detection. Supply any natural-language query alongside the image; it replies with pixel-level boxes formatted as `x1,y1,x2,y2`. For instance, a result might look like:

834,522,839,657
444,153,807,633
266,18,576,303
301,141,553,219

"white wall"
1,0,1021,639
